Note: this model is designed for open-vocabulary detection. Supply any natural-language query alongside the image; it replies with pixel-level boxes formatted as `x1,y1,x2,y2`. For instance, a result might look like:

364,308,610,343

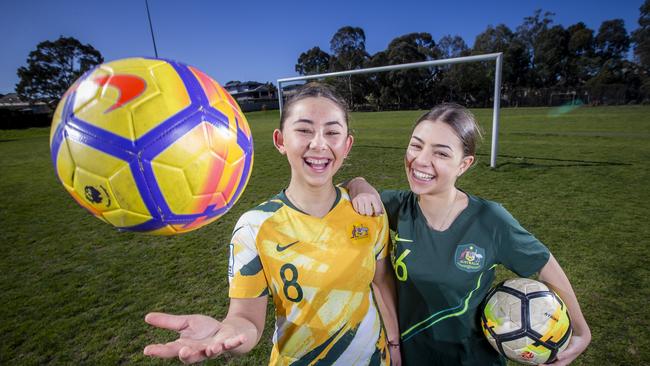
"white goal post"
276,53,504,168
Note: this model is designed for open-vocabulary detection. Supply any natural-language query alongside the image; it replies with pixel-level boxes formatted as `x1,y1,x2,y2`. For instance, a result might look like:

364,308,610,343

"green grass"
1,105,649,365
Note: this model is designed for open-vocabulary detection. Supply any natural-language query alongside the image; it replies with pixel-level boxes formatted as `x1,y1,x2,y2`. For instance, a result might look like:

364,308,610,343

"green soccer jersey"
381,190,550,366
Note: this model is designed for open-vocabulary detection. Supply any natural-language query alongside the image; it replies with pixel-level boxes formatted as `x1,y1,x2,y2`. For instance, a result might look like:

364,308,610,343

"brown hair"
279,82,350,131
414,103,483,157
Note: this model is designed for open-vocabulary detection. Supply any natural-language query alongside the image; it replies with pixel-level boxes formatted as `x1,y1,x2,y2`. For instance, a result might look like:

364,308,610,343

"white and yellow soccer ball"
50,57,253,235
481,278,572,365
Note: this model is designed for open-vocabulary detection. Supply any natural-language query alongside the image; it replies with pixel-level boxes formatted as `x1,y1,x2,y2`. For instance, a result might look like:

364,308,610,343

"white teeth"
305,158,329,165
413,170,434,180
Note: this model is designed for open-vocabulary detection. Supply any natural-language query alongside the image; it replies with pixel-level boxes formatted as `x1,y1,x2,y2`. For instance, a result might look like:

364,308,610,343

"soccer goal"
276,53,503,168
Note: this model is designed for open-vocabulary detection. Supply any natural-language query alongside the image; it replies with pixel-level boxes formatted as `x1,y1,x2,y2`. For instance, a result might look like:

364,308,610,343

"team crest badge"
350,224,369,240
454,243,485,272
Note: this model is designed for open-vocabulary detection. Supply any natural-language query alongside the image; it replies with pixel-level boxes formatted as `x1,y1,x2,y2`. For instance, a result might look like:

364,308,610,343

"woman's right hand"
143,313,246,364
347,177,383,216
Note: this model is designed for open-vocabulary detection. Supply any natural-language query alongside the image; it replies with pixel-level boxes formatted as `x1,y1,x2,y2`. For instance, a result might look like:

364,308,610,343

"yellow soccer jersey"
228,187,390,365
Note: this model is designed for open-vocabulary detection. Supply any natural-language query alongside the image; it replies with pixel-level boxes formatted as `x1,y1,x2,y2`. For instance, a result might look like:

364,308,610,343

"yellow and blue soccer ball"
481,278,572,365
50,57,253,235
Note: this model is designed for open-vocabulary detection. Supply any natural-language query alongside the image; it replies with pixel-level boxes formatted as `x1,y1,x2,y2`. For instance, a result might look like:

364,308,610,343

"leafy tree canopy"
16,36,103,106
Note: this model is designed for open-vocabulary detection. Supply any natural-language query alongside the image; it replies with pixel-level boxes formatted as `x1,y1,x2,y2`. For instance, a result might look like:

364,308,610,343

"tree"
382,33,439,108
566,22,597,86
632,0,650,100
16,36,103,106
329,26,369,108
515,9,555,86
295,47,330,75
595,19,630,60
533,25,570,87
437,35,468,59
632,0,650,69
473,24,530,90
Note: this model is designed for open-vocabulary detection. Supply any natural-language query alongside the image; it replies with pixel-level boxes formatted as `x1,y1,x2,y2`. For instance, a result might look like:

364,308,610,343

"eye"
409,143,422,150
326,130,341,136
435,151,450,158
296,129,312,134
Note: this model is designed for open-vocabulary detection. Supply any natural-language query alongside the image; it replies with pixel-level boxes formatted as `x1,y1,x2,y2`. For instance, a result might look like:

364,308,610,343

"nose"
409,148,432,167
309,131,327,150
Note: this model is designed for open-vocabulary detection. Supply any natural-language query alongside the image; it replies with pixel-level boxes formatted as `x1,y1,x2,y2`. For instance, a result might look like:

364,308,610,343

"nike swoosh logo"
395,234,413,243
276,241,299,252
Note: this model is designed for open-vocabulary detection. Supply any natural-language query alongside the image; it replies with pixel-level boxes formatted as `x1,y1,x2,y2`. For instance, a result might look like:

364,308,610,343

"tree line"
12,3,650,112
295,5,650,109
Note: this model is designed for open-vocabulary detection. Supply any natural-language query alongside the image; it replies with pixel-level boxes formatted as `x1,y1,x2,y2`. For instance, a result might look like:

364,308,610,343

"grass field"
1,105,649,365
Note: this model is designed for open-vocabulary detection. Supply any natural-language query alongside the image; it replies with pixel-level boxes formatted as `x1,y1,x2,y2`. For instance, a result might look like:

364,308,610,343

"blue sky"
0,0,644,94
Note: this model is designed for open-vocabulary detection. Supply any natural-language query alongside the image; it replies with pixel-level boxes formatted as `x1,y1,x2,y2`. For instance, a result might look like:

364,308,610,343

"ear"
343,134,354,158
458,155,475,177
273,129,286,155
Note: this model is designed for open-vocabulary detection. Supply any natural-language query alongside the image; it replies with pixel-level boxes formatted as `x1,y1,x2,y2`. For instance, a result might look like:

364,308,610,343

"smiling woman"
144,83,402,365
345,103,591,366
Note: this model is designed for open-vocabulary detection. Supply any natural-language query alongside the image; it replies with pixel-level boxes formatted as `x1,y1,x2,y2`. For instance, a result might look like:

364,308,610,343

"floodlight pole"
277,52,503,168
145,0,159,58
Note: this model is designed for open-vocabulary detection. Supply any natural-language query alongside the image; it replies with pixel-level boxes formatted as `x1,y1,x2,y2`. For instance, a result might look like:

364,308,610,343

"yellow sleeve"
228,215,269,298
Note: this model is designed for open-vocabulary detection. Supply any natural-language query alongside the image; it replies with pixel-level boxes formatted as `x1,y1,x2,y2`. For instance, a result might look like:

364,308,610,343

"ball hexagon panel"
503,277,547,294
486,291,523,335
529,295,572,345
502,337,552,365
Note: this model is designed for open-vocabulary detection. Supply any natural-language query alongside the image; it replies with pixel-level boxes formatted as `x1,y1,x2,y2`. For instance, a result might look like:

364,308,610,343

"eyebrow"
411,135,452,150
293,119,344,127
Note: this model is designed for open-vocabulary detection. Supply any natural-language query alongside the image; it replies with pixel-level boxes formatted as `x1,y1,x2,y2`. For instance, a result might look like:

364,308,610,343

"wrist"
387,339,400,347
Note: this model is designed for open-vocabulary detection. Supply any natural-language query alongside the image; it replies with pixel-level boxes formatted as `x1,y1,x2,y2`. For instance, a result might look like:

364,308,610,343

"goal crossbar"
277,52,503,168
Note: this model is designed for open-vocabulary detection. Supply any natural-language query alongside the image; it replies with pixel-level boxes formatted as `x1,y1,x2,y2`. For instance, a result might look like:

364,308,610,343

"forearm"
372,266,400,342
345,177,371,196
221,297,267,355
538,255,591,341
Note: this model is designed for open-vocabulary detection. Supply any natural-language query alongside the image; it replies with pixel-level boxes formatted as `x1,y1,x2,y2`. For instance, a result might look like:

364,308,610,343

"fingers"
144,341,184,359
352,195,383,216
223,334,246,350
205,335,247,357
179,345,207,364
145,312,189,332
371,200,384,215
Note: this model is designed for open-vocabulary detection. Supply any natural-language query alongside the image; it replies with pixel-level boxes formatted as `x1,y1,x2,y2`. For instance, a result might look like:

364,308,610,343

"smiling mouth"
411,168,434,181
304,157,331,171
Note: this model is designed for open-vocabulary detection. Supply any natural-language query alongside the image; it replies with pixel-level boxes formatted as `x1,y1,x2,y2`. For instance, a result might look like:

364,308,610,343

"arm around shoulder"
345,177,383,216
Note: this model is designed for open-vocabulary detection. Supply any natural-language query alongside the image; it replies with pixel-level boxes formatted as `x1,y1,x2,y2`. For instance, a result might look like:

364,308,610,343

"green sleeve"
380,190,408,231
492,202,551,277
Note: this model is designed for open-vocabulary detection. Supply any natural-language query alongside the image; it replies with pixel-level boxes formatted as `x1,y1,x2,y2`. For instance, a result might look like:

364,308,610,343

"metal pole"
145,0,159,58
277,53,501,115
277,80,284,113
490,53,503,168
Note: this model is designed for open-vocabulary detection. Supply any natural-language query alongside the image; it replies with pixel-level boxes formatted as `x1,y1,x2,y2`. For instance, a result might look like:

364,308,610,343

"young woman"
143,83,401,365
347,103,590,366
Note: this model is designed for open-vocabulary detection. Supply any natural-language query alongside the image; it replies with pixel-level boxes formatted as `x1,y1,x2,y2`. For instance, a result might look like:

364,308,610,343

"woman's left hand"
543,332,590,365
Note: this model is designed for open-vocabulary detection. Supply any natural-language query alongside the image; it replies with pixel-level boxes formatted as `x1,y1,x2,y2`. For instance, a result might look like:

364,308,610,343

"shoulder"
233,194,285,235
380,189,414,206
469,194,519,227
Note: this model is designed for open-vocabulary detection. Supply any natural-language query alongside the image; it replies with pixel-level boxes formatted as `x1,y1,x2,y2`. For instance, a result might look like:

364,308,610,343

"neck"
285,179,337,218
418,187,463,231
419,187,458,207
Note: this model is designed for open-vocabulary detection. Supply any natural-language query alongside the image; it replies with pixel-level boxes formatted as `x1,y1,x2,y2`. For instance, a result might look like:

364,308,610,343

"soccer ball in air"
481,278,572,365
50,58,253,235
